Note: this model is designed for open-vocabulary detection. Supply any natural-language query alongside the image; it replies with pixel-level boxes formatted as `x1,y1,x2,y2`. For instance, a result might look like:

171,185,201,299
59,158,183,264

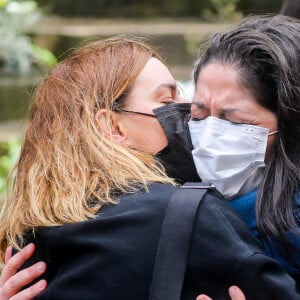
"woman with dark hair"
190,14,300,281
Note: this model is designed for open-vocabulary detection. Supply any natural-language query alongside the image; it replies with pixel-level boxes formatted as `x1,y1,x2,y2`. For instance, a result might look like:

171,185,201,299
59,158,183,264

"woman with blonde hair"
0,36,299,299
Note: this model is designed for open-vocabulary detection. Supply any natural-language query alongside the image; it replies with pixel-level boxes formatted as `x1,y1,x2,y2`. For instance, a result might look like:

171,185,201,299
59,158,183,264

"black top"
21,183,300,300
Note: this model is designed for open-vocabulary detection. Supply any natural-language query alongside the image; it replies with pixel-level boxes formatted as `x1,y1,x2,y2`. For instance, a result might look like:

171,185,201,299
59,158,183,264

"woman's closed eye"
161,99,177,105
155,83,184,105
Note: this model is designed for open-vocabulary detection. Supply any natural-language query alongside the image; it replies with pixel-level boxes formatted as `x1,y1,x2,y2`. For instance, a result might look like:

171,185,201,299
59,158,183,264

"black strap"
149,182,213,300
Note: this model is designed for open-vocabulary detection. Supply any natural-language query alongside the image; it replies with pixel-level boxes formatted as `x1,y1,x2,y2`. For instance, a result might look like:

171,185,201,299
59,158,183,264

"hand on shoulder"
197,286,246,300
0,244,46,300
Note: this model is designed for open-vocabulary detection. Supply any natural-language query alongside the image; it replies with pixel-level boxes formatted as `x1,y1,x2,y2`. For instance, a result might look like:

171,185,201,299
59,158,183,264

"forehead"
195,63,255,107
196,63,241,93
131,57,176,93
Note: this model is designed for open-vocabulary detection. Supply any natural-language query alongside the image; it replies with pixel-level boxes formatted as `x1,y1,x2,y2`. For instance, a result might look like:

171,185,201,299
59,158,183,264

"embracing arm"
0,244,46,300
188,190,300,300
0,244,246,300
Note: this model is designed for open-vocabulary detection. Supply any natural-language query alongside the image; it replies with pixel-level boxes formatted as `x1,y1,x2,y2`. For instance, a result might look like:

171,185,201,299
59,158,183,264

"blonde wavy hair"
0,36,174,258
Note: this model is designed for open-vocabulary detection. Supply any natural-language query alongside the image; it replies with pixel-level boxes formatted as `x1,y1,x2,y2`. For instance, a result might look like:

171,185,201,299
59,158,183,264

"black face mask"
153,103,201,184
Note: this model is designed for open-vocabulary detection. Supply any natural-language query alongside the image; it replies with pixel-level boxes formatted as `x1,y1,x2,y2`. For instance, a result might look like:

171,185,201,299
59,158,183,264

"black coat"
21,183,300,300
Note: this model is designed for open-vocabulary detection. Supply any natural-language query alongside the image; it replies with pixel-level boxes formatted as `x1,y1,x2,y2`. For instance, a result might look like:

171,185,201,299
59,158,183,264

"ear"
95,109,128,145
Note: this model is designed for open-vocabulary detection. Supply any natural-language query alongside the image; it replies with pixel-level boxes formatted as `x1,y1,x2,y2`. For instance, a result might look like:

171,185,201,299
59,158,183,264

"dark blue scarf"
229,190,300,282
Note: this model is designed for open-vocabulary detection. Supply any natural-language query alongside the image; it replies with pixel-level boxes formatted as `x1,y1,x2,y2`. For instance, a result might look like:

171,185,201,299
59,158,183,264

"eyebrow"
153,83,178,94
220,107,248,114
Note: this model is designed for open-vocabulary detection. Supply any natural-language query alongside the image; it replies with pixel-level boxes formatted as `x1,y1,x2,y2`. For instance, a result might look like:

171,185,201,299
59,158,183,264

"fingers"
0,261,46,299
4,247,12,264
9,279,47,300
196,295,212,300
228,286,246,300
0,243,46,300
196,286,246,300
0,244,36,287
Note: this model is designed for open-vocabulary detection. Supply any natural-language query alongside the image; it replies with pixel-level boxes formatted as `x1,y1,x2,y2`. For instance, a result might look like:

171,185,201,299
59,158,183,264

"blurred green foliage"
202,0,242,21
237,0,282,14
35,0,232,18
0,139,21,197
36,0,281,18
0,0,57,74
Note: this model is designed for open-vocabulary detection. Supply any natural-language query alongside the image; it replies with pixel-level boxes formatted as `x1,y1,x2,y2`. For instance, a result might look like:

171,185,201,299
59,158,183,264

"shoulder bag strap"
148,182,215,300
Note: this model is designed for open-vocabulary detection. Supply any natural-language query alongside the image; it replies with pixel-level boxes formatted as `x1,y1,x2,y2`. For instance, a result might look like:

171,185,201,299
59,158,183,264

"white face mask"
188,116,275,199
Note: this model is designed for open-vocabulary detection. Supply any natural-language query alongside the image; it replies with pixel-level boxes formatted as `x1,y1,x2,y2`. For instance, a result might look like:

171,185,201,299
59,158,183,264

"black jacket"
21,183,300,299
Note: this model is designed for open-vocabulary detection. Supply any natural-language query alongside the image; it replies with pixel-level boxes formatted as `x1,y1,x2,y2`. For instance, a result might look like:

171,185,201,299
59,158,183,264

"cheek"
142,121,168,154
152,122,168,152
127,119,168,154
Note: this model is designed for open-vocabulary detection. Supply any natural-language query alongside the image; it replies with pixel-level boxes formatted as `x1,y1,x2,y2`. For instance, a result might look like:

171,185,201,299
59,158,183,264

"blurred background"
0,0,298,198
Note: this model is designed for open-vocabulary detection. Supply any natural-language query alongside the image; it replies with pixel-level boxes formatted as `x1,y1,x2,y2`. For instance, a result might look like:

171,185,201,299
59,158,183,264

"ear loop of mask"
268,130,278,136
111,95,158,118
113,108,156,118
